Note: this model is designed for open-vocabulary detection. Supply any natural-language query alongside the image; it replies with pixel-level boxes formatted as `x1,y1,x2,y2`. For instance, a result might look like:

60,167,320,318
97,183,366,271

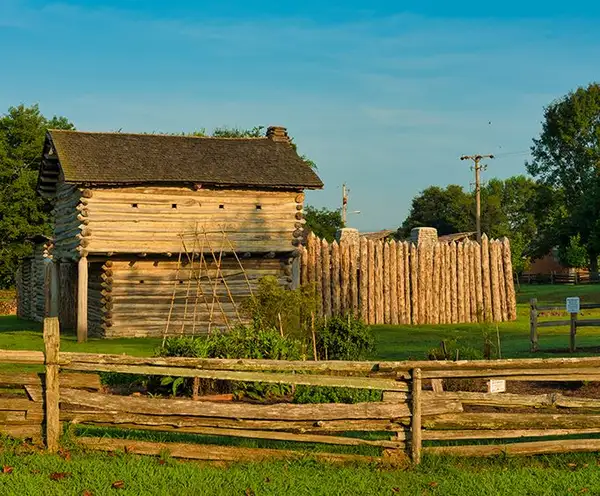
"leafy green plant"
160,376,185,397
315,315,374,361
241,276,318,339
155,325,303,399
426,339,483,361
293,386,382,404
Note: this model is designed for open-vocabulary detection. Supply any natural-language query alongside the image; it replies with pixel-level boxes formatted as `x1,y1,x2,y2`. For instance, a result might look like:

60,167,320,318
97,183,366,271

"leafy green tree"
398,184,473,238
399,176,539,274
557,235,588,268
0,104,74,287
527,83,600,271
304,206,343,242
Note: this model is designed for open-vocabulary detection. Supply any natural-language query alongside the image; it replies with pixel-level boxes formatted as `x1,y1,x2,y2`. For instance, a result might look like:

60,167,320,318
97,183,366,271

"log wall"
301,234,516,324
96,256,289,338
52,182,84,261
15,241,53,322
61,186,305,257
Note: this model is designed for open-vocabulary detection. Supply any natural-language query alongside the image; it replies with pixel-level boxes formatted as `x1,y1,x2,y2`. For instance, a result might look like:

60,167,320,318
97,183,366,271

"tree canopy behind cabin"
0,104,74,288
303,206,344,242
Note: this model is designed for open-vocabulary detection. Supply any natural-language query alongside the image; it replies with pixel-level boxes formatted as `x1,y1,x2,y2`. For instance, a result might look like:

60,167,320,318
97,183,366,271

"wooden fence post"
410,243,419,325
383,242,391,324
332,241,341,317
530,298,538,352
321,239,331,317
570,311,578,353
389,241,399,325
350,243,359,316
43,316,61,452
315,239,323,315
77,255,88,343
359,238,368,321
411,368,422,465
375,241,384,324
367,240,375,325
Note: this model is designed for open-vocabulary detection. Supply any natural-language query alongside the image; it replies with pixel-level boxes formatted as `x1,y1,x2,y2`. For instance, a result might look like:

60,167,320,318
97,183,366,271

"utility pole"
460,154,494,243
341,183,360,227
342,183,348,226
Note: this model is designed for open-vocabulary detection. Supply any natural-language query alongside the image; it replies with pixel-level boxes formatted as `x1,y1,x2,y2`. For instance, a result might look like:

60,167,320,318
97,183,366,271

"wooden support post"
43,317,60,452
77,256,88,343
570,312,578,353
359,238,368,322
411,368,422,465
321,239,331,317
530,298,538,352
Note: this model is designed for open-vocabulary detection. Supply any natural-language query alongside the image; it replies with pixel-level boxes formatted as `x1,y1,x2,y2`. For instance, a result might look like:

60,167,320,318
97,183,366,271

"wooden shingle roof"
39,129,323,193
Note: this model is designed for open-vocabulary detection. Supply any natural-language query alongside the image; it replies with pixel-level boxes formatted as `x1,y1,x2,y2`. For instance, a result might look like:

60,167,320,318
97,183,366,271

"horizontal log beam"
58,352,412,376
60,389,461,420
423,428,600,441
61,411,404,432
76,437,384,464
422,413,600,430
424,439,600,457
61,365,410,391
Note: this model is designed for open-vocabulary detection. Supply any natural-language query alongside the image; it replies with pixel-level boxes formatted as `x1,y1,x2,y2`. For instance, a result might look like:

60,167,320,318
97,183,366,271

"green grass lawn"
0,443,599,495
1,284,600,494
3,283,600,361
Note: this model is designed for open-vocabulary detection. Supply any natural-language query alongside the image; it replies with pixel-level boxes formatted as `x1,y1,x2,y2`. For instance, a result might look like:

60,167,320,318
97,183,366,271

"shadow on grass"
0,316,41,333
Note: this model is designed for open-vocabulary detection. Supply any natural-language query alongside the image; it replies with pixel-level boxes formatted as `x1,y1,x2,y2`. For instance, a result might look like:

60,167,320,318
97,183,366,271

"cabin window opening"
256,204,262,210
179,280,184,284
139,280,145,284
219,204,225,209
131,203,138,208
172,204,177,209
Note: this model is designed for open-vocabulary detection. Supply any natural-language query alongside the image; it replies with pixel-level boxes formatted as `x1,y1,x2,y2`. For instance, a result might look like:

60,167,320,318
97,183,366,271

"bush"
315,315,374,361
293,385,382,404
241,276,318,338
154,325,303,399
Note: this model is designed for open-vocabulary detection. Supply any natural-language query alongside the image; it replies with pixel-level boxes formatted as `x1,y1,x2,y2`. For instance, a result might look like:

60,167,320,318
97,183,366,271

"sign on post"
487,379,506,394
566,297,580,314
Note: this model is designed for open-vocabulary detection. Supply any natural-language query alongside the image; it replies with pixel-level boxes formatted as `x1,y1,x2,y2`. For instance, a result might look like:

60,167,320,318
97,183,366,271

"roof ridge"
48,129,269,141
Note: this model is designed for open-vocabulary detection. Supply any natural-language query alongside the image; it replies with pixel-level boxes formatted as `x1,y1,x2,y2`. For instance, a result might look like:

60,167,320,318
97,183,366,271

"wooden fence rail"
529,298,600,352
4,319,600,463
301,234,516,325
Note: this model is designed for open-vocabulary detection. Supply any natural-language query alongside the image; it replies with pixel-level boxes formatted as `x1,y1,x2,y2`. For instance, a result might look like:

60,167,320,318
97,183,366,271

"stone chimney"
410,227,438,246
266,126,290,143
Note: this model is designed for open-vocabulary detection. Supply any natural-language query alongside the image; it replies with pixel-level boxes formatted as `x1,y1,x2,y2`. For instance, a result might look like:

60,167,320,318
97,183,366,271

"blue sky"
2,1,600,231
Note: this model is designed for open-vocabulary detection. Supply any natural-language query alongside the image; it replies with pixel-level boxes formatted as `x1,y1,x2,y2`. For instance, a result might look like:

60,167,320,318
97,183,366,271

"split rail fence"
3,318,600,463
300,234,517,325
530,299,600,353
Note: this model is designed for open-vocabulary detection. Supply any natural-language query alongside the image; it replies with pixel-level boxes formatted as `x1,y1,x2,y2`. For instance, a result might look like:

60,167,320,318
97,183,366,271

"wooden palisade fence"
4,318,600,463
301,233,517,324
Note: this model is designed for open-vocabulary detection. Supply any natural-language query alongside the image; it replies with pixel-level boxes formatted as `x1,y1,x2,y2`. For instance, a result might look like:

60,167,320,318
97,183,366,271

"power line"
460,154,495,243
492,150,530,158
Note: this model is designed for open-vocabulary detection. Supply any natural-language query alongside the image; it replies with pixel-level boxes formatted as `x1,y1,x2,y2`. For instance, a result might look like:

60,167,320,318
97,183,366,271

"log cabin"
33,126,323,339
16,236,53,322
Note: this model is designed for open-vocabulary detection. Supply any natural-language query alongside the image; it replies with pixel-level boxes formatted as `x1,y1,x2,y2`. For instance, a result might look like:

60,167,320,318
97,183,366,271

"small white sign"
566,297,580,314
487,379,506,394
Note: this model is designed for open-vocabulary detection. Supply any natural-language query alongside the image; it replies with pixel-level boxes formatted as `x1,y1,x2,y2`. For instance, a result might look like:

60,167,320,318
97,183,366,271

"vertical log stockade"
301,234,517,325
